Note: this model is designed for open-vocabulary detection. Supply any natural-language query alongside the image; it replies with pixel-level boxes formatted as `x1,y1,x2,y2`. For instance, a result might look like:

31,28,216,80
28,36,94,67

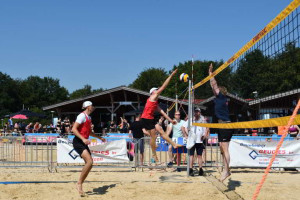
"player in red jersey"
141,69,182,162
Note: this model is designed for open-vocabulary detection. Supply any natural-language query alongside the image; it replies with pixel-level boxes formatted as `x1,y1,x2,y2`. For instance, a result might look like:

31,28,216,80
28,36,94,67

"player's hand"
209,63,213,75
171,68,178,75
82,138,91,145
172,120,177,125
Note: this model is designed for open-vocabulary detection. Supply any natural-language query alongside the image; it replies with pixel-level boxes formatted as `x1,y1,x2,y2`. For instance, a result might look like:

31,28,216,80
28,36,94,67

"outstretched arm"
209,63,220,96
155,69,178,97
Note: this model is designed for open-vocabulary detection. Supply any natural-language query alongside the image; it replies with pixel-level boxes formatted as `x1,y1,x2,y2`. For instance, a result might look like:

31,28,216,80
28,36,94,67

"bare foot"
76,183,85,197
220,171,231,182
173,143,183,149
152,155,159,163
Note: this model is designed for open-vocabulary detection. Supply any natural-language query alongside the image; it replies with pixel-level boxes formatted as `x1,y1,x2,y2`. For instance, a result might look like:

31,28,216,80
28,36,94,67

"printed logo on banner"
249,150,259,160
69,149,79,160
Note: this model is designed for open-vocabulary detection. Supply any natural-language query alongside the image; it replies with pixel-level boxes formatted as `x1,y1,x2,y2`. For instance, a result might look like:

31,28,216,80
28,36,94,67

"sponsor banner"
23,133,59,144
67,134,132,142
155,137,187,152
57,138,129,163
230,139,300,167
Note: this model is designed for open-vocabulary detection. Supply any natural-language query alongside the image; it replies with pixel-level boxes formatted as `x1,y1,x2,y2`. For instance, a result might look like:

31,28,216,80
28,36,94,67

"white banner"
230,139,300,167
57,138,129,163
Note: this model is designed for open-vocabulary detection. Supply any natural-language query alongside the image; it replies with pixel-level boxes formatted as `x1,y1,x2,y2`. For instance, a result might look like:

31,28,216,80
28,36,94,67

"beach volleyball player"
72,101,106,196
209,63,232,182
141,69,182,162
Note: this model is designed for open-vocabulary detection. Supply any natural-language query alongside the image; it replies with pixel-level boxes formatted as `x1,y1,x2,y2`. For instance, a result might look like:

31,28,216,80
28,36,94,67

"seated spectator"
33,122,41,133
289,124,300,137
26,123,33,133
14,122,20,131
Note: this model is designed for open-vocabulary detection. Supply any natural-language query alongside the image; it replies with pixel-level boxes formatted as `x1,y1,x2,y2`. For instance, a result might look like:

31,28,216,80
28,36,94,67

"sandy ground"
0,167,299,200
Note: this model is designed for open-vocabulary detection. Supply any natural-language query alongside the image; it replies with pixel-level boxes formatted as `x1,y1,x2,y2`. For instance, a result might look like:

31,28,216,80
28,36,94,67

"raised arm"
209,63,220,96
155,69,178,97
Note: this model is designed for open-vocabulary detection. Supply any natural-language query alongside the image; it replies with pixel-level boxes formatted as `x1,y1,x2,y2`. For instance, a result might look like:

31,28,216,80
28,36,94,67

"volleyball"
179,73,189,82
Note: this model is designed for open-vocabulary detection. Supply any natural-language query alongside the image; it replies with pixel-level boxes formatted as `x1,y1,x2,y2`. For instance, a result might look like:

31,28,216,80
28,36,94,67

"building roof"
43,86,188,111
248,88,300,105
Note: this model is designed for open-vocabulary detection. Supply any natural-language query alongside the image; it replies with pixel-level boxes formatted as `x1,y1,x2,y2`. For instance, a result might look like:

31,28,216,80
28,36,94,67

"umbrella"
11,114,28,119
9,110,46,118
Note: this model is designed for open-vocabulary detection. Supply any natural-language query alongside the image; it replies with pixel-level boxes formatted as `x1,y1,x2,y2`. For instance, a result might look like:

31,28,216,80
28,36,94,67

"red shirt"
141,98,158,119
78,113,92,139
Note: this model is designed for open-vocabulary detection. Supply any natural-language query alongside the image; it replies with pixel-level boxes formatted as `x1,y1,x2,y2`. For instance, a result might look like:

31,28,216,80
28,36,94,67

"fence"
134,136,223,170
1,134,298,173
0,136,55,171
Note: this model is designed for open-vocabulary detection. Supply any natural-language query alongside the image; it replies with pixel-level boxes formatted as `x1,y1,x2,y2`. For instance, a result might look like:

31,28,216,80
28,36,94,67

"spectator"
64,117,71,133
129,114,148,165
183,107,209,176
8,117,13,130
289,124,300,137
26,123,33,133
33,122,41,133
109,121,116,132
120,117,130,133
166,111,186,171
14,122,20,131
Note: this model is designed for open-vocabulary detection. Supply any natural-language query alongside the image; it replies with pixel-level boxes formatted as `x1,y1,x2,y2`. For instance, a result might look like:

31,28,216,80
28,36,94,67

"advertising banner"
230,139,300,167
57,138,129,163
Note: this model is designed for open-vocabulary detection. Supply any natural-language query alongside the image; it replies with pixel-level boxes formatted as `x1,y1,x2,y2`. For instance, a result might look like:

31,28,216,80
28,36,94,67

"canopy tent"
9,110,46,118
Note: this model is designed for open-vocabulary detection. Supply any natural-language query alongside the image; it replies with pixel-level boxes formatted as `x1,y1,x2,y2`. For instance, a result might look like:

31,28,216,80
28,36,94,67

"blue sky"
0,0,291,92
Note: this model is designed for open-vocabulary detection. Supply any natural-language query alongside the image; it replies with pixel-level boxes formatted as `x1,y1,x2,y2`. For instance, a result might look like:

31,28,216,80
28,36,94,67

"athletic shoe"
176,168,181,172
199,168,204,176
167,162,173,167
189,168,194,176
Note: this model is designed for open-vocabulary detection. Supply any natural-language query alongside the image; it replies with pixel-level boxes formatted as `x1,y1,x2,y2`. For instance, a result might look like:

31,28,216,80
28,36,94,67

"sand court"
1,167,300,200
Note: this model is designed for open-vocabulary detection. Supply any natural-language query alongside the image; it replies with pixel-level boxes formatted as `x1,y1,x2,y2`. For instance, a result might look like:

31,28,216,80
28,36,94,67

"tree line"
1,43,299,117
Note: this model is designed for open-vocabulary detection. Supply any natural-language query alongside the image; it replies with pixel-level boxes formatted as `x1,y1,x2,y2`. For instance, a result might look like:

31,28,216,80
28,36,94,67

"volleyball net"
188,1,300,199
191,0,300,132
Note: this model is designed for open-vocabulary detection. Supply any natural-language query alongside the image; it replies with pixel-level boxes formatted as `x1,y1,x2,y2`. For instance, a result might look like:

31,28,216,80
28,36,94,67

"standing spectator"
120,117,130,133
129,114,148,165
72,101,106,196
166,111,186,171
8,117,13,130
209,63,233,182
64,117,71,133
183,107,209,176
109,121,116,132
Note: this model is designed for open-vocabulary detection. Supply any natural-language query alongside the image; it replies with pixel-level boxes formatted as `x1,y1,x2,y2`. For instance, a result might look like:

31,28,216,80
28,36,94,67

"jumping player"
141,69,182,162
72,101,106,196
209,63,232,182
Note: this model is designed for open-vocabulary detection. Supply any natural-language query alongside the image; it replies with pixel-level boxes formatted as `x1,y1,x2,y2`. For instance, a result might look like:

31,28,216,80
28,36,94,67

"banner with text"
57,138,129,163
230,139,300,167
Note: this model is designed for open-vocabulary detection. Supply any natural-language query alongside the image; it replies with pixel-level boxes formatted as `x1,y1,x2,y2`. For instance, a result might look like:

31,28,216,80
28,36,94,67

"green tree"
0,72,21,116
129,67,168,93
19,76,69,109
69,84,104,99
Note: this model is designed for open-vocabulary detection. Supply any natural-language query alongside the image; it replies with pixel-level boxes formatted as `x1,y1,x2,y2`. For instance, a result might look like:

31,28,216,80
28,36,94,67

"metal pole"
175,94,178,112
187,80,192,176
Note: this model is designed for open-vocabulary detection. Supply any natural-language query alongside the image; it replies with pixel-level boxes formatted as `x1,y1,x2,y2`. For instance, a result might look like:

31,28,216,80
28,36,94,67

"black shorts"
141,118,155,130
190,143,205,156
218,129,233,142
202,138,207,149
73,136,91,157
